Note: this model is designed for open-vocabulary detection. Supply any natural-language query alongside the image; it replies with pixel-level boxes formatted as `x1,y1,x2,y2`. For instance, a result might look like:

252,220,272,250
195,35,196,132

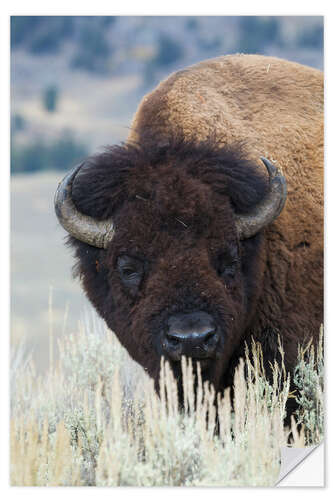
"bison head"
55,137,286,390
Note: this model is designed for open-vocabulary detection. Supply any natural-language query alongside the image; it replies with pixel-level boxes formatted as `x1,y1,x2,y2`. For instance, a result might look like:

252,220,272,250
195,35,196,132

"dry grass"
10,312,323,487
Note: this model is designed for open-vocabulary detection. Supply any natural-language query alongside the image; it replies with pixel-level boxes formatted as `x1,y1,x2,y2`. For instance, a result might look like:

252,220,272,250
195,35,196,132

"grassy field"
10,313,323,486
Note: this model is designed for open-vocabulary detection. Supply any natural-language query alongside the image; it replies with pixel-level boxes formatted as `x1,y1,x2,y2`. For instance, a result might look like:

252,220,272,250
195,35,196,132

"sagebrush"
10,312,323,486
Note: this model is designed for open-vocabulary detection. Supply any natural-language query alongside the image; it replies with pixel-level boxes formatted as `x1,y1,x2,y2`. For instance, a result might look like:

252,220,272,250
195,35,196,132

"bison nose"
163,311,219,361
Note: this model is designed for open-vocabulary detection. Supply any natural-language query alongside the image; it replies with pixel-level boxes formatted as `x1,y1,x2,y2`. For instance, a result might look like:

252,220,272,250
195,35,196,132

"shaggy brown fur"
67,54,323,411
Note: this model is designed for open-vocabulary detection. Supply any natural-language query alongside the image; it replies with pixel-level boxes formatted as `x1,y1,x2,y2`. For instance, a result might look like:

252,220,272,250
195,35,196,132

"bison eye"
216,248,239,280
117,255,144,288
218,261,237,278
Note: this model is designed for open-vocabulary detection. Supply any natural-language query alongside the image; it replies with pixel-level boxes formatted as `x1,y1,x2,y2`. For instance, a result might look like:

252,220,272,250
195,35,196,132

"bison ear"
70,147,131,220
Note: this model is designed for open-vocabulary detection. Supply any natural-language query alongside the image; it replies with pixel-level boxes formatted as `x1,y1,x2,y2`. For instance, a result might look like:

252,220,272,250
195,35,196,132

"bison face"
55,137,286,391
104,184,266,387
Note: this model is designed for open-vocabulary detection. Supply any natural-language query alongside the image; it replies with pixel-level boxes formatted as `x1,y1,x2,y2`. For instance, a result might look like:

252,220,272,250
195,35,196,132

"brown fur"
67,55,323,409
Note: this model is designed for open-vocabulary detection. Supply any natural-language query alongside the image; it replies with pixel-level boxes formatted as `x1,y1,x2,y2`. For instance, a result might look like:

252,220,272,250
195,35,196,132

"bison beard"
55,54,323,422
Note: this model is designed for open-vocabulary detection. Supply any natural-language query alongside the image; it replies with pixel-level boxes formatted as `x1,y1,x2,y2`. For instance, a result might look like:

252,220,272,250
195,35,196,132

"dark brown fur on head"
68,133,269,389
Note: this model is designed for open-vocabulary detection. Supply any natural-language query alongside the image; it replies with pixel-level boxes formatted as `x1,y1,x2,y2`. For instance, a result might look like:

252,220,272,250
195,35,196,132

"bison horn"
54,164,115,249
236,157,287,239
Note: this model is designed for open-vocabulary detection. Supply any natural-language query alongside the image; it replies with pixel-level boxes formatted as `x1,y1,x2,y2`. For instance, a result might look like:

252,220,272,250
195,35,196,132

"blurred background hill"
11,16,323,174
10,16,324,371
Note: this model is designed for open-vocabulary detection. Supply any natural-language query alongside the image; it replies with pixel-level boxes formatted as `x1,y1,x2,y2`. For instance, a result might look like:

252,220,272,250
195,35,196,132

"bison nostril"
163,332,183,361
204,329,217,344
202,331,219,352
163,311,219,359
165,333,181,347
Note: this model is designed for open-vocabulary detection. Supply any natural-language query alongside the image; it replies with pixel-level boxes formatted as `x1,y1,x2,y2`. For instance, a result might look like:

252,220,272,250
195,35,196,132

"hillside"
11,16,323,173
11,171,91,372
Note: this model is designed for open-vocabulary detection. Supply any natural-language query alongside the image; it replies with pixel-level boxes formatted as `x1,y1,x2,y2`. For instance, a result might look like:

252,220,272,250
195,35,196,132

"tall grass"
10,313,323,486
293,326,324,446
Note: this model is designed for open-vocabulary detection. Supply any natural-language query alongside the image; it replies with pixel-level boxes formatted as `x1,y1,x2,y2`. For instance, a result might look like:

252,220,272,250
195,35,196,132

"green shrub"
43,86,59,113
11,114,26,135
293,327,324,445
298,25,323,49
186,18,199,32
153,34,184,68
11,132,88,174
11,16,74,54
70,26,111,74
237,16,280,54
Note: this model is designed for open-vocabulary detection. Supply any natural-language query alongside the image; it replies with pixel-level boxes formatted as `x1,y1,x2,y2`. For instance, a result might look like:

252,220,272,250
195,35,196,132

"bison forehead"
111,193,237,263
125,164,230,227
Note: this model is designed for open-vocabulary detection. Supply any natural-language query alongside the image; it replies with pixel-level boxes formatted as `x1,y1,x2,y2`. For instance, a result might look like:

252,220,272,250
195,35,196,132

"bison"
55,54,323,411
